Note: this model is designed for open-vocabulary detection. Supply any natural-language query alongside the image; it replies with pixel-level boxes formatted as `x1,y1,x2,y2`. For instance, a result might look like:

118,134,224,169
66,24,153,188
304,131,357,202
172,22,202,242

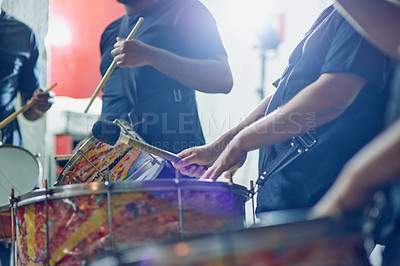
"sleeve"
320,14,392,89
18,30,40,96
174,0,227,59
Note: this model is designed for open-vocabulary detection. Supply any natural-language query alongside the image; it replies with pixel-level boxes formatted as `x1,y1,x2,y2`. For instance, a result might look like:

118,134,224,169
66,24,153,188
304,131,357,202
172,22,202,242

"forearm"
148,47,233,93
211,95,272,151
335,0,400,57
236,73,363,152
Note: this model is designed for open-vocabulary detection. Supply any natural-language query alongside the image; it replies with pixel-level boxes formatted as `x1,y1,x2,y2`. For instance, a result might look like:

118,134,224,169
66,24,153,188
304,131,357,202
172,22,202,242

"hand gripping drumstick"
0,83,57,130
84,17,144,114
92,120,181,163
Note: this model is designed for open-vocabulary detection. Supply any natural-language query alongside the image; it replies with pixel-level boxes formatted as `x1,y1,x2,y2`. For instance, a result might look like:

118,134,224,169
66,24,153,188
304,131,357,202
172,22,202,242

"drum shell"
15,180,249,265
56,121,164,185
0,205,12,242
98,217,369,266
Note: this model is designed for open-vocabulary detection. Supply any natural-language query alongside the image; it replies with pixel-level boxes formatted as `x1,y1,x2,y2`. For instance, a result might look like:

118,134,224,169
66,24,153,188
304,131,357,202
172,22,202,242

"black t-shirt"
257,5,394,213
100,0,227,153
0,11,40,146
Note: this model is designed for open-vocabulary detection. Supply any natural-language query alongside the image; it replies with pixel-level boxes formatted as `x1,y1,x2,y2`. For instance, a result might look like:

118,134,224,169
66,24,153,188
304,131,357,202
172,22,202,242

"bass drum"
55,120,164,185
92,212,370,266
15,180,249,265
0,145,42,242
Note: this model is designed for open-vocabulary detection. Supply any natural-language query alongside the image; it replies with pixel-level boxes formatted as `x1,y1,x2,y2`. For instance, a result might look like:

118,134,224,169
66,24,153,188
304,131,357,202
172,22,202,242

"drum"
0,206,12,243
15,179,249,265
0,145,42,242
55,121,164,185
93,214,370,266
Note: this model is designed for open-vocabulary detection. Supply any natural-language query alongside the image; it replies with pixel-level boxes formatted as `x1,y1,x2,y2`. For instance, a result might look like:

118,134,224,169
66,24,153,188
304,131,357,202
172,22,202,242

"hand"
172,144,221,178
111,37,154,67
200,137,247,181
29,89,55,115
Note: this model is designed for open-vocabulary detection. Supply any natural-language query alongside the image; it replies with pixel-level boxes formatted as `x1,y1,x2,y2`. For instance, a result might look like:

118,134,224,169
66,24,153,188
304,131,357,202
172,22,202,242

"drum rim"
109,217,364,265
16,179,250,206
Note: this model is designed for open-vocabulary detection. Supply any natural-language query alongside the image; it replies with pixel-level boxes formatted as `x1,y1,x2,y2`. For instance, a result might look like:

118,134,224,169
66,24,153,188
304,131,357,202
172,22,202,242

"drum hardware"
250,181,256,225
77,149,107,181
177,180,184,236
44,180,51,265
10,189,16,266
106,181,115,254
115,119,162,166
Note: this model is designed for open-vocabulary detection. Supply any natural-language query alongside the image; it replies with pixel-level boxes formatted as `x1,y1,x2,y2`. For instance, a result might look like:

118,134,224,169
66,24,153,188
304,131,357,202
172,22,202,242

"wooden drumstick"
84,17,144,114
0,83,57,130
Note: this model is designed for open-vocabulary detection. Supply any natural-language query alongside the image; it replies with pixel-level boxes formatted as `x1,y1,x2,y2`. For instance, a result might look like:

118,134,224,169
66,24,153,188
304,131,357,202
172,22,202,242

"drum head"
0,145,40,206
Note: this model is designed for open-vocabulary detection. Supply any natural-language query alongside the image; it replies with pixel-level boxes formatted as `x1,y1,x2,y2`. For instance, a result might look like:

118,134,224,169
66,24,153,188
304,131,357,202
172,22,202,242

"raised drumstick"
84,17,144,113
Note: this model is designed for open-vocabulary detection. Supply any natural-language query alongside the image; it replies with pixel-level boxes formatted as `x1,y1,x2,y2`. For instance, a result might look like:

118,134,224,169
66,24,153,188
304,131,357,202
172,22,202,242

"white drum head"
0,145,40,206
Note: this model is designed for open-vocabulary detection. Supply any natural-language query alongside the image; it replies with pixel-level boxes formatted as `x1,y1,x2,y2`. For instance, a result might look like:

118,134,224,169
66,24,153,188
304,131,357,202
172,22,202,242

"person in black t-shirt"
312,1,400,265
174,4,394,213
101,0,233,154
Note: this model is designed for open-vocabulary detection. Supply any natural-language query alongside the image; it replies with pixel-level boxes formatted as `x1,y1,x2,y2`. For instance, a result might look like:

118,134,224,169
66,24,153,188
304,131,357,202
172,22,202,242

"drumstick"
0,83,57,130
92,120,181,163
84,17,144,114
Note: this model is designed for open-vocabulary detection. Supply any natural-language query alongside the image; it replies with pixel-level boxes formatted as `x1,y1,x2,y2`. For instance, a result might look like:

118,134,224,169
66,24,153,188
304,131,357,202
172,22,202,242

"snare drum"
15,179,249,265
56,121,164,185
94,214,369,266
0,145,42,242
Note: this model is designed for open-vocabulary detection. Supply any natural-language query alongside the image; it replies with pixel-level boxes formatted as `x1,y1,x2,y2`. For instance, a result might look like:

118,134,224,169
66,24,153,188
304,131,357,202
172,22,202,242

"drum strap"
255,131,317,189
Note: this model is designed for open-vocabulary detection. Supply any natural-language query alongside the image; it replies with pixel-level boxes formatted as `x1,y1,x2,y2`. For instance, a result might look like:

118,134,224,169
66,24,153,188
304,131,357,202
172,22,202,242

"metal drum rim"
16,179,250,207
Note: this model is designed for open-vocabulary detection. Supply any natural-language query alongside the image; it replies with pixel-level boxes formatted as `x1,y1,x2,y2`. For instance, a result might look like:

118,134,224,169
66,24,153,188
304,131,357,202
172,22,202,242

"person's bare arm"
335,0,400,57
173,95,272,176
111,38,233,93
201,72,366,180
312,118,400,217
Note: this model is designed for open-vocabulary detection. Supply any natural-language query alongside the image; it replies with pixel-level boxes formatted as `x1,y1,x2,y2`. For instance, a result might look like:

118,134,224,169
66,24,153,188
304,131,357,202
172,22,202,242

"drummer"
0,3,54,147
312,0,400,265
0,2,54,264
173,3,394,214
100,0,233,155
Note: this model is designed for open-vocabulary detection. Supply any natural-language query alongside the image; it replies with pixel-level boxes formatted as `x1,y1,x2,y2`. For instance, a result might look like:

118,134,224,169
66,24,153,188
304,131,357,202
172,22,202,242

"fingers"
178,164,206,178
174,149,199,169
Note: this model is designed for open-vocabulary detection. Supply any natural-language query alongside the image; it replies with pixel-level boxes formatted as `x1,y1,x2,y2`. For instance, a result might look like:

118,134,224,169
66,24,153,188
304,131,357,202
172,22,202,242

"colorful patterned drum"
15,180,249,265
55,121,164,185
93,216,369,266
